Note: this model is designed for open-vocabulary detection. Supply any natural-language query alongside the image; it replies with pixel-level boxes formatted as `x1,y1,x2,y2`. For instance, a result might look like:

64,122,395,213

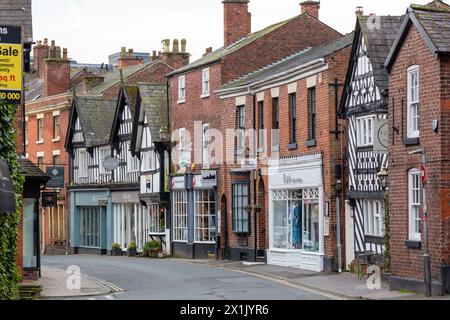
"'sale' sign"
0,25,22,105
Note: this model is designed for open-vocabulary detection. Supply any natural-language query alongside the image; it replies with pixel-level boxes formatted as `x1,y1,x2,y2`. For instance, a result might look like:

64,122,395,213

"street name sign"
0,25,22,105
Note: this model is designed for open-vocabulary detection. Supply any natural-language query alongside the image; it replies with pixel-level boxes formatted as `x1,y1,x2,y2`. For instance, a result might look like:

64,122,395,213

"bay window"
407,65,420,138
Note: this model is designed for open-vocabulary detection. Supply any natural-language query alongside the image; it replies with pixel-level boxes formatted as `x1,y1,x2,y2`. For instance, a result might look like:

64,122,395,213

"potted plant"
253,204,262,213
245,204,253,213
127,241,138,257
146,240,162,258
111,243,122,256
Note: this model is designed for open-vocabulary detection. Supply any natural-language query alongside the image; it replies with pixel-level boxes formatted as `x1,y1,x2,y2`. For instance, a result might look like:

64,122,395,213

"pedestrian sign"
0,25,22,105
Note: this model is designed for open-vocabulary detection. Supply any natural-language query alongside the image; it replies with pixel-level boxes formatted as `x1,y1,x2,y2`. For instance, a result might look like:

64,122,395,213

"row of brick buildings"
18,0,450,295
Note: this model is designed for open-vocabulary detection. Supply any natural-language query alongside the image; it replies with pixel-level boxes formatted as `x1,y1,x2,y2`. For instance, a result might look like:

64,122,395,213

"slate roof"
18,157,50,181
167,15,302,77
385,2,450,70
73,95,117,147
138,83,168,140
221,33,354,90
358,15,404,91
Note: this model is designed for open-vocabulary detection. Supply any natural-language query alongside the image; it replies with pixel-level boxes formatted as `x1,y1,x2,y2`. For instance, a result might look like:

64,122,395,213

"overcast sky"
32,0,432,64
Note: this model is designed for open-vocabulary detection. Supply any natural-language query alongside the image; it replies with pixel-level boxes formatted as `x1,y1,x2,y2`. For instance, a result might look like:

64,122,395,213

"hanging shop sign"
201,170,217,187
0,159,16,213
46,167,65,189
373,119,388,154
0,25,22,105
42,192,58,208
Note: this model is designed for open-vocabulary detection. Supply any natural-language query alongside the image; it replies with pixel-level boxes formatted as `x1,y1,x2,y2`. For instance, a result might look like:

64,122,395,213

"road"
41,255,331,300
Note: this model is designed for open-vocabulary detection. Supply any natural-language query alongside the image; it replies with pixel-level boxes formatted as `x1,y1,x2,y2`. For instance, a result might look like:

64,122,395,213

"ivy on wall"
0,103,24,300
383,200,391,273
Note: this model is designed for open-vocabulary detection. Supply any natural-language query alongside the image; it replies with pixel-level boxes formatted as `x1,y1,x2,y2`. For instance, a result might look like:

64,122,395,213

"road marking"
104,295,116,300
94,279,123,293
178,260,349,300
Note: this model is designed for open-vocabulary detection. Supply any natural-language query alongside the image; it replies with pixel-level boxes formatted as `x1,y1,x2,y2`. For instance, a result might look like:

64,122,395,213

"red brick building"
167,0,344,260
385,1,450,294
217,34,352,270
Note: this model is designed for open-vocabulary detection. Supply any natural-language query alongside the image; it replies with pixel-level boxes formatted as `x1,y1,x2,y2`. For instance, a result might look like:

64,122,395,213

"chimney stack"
223,0,251,47
33,38,50,78
44,46,70,96
355,6,364,16
203,47,213,57
160,39,190,69
300,1,320,20
118,47,141,69
81,74,105,93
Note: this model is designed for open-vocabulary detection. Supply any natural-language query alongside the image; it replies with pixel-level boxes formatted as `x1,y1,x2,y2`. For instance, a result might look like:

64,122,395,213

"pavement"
36,265,121,299
38,255,450,300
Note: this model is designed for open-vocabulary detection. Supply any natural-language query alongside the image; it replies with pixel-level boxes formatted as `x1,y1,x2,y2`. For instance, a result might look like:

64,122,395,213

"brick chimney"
33,38,50,79
203,47,213,57
300,1,320,19
118,47,142,69
160,39,190,69
223,0,251,47
44,44,71,96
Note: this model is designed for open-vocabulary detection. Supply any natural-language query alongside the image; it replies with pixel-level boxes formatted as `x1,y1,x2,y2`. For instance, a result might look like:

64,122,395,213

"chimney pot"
162,39,170,53
173,39,179,53
300,1,320,20
63,48,68,60
51,40,56,47
356,6,364,16
44,38,48,46
181,39,187,52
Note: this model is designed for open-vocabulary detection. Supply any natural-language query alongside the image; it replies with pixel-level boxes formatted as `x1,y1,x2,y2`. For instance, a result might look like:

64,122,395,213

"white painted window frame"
202,123,210,168
356,115,375,147
79,149,88,178
407,65,420,138
408,169,422,241
178,75,186,103
201,68,210,97
363,200,384,237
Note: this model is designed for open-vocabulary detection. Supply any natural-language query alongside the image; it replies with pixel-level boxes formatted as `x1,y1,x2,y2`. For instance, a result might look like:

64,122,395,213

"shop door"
79,207,101,248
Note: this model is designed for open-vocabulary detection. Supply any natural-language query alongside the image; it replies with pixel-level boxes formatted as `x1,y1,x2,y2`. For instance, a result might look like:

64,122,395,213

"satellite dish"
102,157,120,171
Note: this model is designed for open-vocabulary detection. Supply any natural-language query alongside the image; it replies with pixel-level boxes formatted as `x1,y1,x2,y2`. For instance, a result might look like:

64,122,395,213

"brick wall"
388,25,449,282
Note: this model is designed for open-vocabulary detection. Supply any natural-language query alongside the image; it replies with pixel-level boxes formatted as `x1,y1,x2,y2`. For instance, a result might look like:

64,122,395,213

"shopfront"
171,171,218,259
70,189,112,255
267,154,325,272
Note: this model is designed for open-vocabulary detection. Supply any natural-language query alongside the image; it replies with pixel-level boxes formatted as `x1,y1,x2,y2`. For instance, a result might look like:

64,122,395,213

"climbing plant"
383,199,391,273
0,102,24,300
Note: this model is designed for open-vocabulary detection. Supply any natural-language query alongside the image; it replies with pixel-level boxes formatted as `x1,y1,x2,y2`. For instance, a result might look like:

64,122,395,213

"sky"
32,0,433,64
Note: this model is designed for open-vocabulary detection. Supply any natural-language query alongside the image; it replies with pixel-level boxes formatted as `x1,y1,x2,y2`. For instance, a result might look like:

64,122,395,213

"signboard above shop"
46,167,65,189
42,192,58,208
0,25,22,105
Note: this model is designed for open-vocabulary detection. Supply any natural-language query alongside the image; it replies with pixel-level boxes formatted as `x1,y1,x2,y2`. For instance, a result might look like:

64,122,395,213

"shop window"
173,190,188,241
113,204,138,249
194,190,216,243
148,204,166,234
271,189,320,252
232,183,249,233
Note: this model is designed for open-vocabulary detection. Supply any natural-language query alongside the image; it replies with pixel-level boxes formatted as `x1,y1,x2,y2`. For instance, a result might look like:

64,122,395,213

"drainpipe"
252,93,258,262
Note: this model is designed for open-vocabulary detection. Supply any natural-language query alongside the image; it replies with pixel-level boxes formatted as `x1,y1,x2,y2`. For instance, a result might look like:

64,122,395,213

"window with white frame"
194,190,216,243
37,117,44,142
99,148,111,175
148,204,166,234
202,123,210,167
172,190,188,241
356,115,375,147
407,65,420,138
363,200,384,237
53,115,61,140
202,68,210,96
179,128,189,168
126,142,139,173
178,75,186,102
409,169,421,241
232,182,249,233
79,150,88,178
141,150,156,172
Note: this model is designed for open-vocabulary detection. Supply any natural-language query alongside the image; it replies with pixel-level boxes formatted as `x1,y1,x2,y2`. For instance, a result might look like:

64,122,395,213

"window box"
403,137,420,146
405,240,421,249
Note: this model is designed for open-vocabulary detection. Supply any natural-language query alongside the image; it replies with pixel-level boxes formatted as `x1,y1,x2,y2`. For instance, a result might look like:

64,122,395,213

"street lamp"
409,148,432,297
159,126,168,141
377,166,388,191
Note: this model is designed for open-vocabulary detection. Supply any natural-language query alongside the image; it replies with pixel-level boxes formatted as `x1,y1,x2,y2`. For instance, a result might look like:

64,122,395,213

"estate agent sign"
0,25,22,105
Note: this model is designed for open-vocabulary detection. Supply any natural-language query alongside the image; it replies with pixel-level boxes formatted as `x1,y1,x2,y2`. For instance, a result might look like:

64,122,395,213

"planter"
127,248,137,257
254,207,262,213
112,248,123,256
